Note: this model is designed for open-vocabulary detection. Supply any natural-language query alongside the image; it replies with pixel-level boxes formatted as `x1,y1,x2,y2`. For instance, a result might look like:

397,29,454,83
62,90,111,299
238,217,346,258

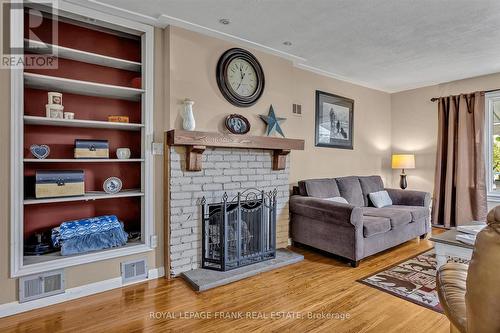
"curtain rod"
430,89,499,102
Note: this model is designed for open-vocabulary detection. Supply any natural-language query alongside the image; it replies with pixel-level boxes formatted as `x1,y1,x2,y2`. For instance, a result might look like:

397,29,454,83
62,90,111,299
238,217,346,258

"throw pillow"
369,190,393,208
323,196,349,204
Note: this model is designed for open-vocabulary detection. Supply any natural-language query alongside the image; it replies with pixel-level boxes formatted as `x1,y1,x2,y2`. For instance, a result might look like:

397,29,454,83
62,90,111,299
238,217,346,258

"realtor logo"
1,0,58,69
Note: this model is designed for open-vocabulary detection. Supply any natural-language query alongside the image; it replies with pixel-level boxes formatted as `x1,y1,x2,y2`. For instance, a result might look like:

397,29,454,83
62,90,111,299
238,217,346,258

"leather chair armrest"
289,196,362,228
385,188,431,207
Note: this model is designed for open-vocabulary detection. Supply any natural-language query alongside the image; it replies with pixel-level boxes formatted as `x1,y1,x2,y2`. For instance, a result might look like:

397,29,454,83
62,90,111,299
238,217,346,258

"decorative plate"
103,177,123,194
225,114,251,134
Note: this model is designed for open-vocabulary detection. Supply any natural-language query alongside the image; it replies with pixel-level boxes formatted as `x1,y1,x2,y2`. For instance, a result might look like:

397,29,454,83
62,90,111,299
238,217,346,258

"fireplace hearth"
201,189,277,271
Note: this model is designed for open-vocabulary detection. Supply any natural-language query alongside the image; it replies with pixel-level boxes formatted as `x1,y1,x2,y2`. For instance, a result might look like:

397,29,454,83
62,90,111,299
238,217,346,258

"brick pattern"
169,146,290,276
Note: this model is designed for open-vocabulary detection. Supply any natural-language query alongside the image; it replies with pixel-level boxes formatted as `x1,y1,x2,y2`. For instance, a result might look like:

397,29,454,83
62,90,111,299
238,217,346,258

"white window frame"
485,91,500,202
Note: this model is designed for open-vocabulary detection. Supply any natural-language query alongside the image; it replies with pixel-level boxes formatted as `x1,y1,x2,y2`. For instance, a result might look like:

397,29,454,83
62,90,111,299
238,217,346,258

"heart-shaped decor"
30,144,50,159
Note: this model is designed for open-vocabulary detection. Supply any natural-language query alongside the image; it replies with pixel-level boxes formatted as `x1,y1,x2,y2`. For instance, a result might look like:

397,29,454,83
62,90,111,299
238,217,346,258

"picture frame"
225,114,251,135
315,90,354,149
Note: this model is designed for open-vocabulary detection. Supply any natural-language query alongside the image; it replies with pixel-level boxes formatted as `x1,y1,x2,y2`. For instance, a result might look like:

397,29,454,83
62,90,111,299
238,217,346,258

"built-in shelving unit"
25,39,142,72
24,73,144,101
10,2,154,277
24,116,143,131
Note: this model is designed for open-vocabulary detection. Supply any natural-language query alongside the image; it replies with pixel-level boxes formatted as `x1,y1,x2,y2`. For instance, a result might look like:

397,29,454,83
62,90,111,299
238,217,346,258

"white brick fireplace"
168,146,290,276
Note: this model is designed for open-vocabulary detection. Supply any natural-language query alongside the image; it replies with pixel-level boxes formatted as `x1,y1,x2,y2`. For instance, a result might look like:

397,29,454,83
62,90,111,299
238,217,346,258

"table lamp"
392,154,415,190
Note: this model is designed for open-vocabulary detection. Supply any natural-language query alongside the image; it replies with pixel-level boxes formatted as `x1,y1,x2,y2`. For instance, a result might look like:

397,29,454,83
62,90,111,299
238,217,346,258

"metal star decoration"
259,105,286,137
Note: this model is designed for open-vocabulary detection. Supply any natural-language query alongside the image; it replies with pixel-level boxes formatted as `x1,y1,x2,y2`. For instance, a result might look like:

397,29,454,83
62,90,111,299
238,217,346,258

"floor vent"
121,259,147,283
19,270,65,303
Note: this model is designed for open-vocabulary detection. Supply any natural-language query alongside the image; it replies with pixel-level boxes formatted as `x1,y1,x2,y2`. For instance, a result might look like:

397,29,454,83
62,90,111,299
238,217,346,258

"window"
485,91,500,200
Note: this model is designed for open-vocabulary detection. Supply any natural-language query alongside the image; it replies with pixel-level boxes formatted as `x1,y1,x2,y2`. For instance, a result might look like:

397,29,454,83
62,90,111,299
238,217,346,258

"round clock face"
217,48,265,107
227,58,258,97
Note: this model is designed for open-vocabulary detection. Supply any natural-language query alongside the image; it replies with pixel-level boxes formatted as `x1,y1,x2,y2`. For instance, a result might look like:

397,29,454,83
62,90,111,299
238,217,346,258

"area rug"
358,250,444,313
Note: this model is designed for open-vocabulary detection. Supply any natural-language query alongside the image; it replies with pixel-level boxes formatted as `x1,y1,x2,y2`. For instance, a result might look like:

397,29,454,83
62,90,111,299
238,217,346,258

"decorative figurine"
259,105,286,137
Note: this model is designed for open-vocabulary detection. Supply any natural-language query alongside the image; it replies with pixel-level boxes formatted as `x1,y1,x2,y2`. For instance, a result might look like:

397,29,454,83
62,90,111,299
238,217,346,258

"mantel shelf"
166,129,305,171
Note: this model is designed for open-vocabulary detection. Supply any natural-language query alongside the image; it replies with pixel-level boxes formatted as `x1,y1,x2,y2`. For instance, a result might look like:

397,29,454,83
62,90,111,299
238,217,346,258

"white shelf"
24,190,144,205
24,158,144,163
24,39,142,72
24,73,144,101
24,240,144,265
24,116,143,131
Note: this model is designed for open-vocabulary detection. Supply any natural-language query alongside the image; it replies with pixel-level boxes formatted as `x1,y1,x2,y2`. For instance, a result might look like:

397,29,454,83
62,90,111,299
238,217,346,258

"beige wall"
0,24,392,305
168,27,393,185
391,73,500,196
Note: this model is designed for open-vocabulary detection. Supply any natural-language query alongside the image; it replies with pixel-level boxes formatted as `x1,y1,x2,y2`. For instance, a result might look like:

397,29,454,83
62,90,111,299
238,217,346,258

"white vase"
182,99,196,131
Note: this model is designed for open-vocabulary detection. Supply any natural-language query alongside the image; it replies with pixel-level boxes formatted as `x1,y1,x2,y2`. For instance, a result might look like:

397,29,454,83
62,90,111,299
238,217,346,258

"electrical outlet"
152,142,164,155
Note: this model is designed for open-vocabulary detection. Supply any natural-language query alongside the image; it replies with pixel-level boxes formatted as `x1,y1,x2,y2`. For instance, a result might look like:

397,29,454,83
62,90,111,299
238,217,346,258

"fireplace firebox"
201,189,277,271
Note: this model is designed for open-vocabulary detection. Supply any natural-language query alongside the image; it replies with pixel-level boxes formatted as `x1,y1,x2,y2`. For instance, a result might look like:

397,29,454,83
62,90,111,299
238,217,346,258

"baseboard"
0,266,165,318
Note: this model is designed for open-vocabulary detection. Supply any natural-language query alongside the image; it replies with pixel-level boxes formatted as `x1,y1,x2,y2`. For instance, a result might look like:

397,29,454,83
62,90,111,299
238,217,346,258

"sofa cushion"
359,176,385,206
335,176,365,207
369,190,393,208
362,207,412,228
386,205,429,222
298,178,340,198
363,216,391,238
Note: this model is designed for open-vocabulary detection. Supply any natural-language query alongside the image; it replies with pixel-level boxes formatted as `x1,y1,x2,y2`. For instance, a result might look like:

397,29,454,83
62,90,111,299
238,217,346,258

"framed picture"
225,114,251,134
315,90,354,149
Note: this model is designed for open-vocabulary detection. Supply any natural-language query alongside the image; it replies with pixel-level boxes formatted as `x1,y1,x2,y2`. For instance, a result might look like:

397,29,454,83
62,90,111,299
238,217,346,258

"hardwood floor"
0,231,449,333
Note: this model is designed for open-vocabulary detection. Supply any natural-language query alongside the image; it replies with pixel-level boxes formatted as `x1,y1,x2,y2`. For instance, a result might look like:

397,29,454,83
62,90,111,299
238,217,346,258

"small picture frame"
225,114,251,135
315,90,354,149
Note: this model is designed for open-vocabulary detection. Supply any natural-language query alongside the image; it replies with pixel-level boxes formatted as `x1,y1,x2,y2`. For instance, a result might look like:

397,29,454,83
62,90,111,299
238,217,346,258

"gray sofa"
290,176,431,267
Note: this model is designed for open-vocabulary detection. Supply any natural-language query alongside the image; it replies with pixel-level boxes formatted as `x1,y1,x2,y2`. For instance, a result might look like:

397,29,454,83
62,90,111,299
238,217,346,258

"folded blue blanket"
51,215,128,256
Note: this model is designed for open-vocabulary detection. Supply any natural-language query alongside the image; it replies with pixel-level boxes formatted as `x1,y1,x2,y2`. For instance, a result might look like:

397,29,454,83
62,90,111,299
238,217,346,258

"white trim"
485,91,500,201
16,244,153,277
293,63,388,93
0,267,164,318
156,14,306,64
10,0,25,284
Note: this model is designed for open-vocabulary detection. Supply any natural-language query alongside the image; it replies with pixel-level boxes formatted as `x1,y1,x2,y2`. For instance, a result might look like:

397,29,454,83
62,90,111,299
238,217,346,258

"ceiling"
74,0,500,92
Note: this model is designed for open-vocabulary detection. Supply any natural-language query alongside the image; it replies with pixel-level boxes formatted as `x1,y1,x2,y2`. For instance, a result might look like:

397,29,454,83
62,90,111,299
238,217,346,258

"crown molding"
294,63,391,93
62,0,393,93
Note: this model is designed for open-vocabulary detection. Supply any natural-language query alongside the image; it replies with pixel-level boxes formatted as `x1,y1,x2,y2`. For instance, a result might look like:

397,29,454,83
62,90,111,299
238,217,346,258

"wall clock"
216,48,265,107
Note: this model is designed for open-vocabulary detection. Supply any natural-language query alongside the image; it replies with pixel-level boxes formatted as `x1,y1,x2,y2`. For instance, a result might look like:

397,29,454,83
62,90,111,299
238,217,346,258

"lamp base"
399,173,408,190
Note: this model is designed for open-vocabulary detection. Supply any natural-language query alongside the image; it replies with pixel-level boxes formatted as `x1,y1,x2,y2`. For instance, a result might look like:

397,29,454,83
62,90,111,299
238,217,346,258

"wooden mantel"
166,129,305,171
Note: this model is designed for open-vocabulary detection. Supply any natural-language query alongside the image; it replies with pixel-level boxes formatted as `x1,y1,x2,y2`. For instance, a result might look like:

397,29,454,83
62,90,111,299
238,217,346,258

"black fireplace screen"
201,189,277,271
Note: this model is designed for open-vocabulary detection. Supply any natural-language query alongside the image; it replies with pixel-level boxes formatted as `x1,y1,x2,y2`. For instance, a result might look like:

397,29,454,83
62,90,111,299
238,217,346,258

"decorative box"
35,170,85,199
74,139,109,159
46,104,64,119
107,115,129,123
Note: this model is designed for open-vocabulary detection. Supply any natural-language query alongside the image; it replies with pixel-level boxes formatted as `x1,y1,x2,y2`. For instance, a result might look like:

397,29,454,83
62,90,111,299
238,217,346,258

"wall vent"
19,270,65,303
292,103,302,115
121,259,147,283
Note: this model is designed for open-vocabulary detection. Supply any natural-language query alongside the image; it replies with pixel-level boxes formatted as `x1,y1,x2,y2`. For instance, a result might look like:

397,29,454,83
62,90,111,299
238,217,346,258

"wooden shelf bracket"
186,145,206,171
272,149,291,170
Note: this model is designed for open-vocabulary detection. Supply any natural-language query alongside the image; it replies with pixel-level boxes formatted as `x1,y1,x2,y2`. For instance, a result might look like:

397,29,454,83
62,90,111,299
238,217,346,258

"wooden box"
74,139,109,159
35,170,85,198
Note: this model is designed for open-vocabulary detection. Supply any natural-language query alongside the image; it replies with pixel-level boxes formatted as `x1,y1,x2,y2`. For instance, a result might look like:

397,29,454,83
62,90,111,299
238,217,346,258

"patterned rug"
358,250,443,313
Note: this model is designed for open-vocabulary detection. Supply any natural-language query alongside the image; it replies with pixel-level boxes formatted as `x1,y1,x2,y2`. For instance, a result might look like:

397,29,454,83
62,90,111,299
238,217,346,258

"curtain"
432,92,487,227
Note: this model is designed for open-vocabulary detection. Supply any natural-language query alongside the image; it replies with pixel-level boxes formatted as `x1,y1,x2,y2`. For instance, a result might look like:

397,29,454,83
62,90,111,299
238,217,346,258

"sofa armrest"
289,196,363,228
385,188,431,207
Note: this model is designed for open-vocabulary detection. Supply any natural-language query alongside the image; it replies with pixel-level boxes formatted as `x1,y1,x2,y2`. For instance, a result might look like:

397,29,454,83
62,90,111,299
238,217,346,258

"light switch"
152,142,164,155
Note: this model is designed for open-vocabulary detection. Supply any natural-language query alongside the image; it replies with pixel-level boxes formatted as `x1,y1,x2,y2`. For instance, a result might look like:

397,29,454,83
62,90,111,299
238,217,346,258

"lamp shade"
392,154,415,169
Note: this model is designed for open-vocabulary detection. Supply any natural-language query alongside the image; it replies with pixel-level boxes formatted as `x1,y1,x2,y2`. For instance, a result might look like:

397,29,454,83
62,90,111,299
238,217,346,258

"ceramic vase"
182,99,196,131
